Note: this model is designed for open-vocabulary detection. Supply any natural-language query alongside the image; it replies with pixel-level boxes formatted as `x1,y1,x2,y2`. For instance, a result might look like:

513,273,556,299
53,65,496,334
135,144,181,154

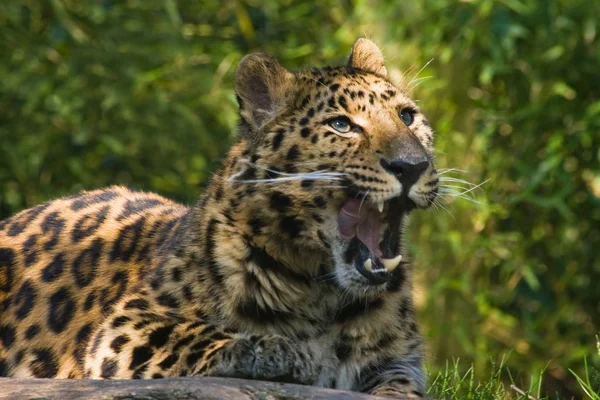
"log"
0,377,427,400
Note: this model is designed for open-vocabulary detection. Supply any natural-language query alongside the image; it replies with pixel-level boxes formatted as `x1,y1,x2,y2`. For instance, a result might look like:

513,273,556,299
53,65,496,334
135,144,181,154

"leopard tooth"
377,201,385,213
364,258,373,272
381,254,403,272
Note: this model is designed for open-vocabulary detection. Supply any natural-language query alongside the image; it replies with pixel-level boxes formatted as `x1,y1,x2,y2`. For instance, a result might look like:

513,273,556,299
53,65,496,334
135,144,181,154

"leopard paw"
252,334,318,384
207,334,317,385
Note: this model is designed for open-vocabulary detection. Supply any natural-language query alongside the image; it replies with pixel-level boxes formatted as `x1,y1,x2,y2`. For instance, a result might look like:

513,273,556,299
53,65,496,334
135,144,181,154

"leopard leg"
206,333,321,384
357,354,425,398
84,295,320,384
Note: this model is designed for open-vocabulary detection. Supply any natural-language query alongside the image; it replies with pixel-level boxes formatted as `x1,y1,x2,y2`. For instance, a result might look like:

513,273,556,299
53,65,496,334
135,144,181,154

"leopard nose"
381,158,429,189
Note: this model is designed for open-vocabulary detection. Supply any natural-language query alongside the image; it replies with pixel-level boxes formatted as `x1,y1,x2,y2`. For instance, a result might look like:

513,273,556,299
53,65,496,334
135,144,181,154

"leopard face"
229,39,438,297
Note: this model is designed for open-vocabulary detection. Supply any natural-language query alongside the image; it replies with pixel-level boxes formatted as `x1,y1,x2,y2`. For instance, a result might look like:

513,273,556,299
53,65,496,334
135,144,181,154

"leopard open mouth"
337,195,414,285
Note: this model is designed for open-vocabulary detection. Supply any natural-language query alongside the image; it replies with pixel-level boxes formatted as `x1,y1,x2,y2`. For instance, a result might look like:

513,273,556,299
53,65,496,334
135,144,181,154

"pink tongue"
338,198,382,258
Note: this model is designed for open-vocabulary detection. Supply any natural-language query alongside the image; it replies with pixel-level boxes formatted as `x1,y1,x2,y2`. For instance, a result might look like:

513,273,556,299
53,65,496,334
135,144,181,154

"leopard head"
228,39,438,296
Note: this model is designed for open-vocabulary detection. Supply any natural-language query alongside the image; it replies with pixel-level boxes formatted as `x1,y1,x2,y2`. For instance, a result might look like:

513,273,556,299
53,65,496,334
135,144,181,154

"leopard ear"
235,53,294,133
348,38,387,77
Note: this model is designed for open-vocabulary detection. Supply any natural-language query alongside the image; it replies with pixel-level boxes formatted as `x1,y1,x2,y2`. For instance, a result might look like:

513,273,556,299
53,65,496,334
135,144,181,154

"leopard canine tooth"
377,201,384,213
381,254,403,272
364,258,373,272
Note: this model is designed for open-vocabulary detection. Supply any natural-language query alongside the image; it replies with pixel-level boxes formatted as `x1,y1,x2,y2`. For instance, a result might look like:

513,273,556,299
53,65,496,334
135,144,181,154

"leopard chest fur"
215,280,412,391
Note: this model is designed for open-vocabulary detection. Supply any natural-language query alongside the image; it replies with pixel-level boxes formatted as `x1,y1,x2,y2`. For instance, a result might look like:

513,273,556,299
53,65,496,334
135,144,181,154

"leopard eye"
329,117,352,133
399,109,415,126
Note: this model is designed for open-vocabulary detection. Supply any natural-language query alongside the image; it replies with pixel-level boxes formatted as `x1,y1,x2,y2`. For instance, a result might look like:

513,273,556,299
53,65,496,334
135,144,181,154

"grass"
570,357,600,400
568,336,600,400
426,354,600,400
426,358,508,399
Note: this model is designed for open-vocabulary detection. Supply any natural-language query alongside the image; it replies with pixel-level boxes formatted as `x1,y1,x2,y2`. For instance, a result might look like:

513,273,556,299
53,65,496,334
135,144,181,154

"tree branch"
0,376,430,400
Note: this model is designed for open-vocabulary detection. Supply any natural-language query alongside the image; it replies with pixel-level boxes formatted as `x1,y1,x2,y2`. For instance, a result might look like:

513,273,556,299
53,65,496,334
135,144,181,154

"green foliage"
427,358,541,400
1,0,598,398
0,0,362,211
428,357,600,400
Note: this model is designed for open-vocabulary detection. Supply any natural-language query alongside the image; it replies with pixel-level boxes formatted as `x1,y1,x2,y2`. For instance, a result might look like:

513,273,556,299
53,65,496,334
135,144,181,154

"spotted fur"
0,39,438,398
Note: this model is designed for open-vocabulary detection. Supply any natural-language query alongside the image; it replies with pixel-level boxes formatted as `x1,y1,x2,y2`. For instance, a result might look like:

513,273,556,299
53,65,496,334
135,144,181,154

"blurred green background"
1,0,598,398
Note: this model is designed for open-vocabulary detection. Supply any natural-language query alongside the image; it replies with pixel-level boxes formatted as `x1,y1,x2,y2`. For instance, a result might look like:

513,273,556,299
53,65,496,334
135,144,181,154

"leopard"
0,39,439,398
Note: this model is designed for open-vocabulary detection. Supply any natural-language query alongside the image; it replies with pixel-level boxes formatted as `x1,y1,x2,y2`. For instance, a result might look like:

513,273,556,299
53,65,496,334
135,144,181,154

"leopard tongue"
338,198,382,258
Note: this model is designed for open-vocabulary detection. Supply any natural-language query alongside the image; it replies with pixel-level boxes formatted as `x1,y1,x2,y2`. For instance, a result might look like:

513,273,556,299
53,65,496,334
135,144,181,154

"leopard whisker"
407,76,433,91
292,161,328,167
437,168,469,175
397,63,419,89
297,73,329,90
314,270,338,284
231,177,346,184
438,177,479,187
228,159,348,185
431,196,456,220
358,190,370,213
439,185,478,197
408,58,434,87
437,189,481,205
442,178,489,196
306,185,348,190
240,159,348,178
